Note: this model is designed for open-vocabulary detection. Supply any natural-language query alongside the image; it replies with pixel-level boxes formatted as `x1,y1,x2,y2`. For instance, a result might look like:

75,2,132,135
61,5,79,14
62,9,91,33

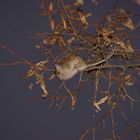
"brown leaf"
122,18,135,30
61,15,67,29
73,0,84,6
71,95,76,108
48,74,56,80
36,60,48,67
98,27,114,37
49,17,55,30
124,74,134,86
28,83,34,90
94,96,109,112
126,41,134,53
85,13,92,18
36,74,48,97
116,41,127,51
26,68,35,77
67,37,75,44
79,13,88,25
35,44,42,49
48,2,53,12
43,37,58,45
77,0,84,5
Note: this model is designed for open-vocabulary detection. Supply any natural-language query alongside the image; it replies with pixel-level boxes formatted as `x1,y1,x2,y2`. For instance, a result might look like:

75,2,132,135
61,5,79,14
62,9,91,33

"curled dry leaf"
116,41,127,51
79,13,88,25
58,37,66,50
48,73,56,80
36,74,48,97
67,36,75,44
35,44,42,49
94,96,109,112
126,41,134,53
43,37,58,45
26,68,35,78
71,95,76,108
24,60,48,78
28,83,34,90
116,40,134,53
36,60,48,68
122,18,135,30
98,27,114,37
24,60,48,96
49,17,55,30
61,15,67,29
85,13,92,18
124,74,134,86
77,0,84,5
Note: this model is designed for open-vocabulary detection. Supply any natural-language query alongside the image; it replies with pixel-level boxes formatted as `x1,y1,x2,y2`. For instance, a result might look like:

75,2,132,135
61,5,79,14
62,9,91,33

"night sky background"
0,0,140,140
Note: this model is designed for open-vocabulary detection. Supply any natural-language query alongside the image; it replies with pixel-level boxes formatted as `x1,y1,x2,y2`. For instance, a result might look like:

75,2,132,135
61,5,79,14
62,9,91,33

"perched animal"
55,54,87,80
55,50,115,80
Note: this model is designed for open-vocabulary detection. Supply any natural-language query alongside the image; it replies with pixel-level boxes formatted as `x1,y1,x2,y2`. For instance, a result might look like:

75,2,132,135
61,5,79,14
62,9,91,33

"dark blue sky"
0,0,140,140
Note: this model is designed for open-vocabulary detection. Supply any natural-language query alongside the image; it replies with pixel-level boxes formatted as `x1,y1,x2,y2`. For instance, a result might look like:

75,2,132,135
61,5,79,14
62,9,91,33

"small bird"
55,49,115,80
55,54,87,80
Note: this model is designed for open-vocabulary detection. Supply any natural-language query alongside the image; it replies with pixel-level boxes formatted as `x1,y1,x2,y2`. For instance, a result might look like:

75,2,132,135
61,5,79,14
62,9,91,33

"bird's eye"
57,71,60,75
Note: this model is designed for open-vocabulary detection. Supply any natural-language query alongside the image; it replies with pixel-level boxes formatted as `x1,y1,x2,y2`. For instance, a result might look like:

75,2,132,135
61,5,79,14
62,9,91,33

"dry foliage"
1,0,140,139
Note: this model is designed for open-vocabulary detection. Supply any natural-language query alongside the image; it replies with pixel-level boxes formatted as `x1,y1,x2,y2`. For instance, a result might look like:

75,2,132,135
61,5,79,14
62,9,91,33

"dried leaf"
40,81,48,97
42,38,48,44
42,11,50,16
26,68,35,77
77,0,84,5
35,44,41,49
85,13,92,18
106,15,112,22
67,37,75,44
94,96,109,112
28,83,34,90
124,74,134,86
79,13,88,25
36,60,48,67
122,18,135,30
126,41,134,53
43,37,58,45
73,0,84,6
98,27,114,37
48,74,56,80
116,41,127,50
49,17,55,30
71,95,76,108
36,74,48,97
48,2,53,12
61,15,67,29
